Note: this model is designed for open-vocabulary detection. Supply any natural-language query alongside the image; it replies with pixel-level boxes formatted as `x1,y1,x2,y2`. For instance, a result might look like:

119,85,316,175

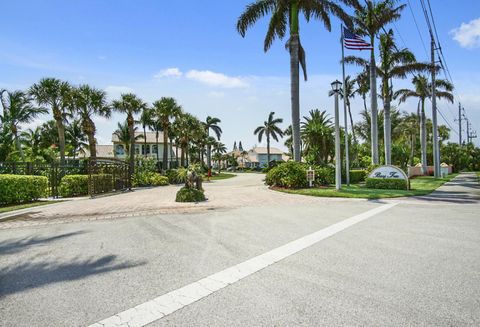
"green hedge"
133,171,169,187
349,170,367,184
0,174,48,204
58,174,113,197
265,161,308,189
175,187,206,202
366,178,408,190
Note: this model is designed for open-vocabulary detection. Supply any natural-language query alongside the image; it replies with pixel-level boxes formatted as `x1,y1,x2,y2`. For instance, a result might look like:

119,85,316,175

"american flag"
343,27,373,50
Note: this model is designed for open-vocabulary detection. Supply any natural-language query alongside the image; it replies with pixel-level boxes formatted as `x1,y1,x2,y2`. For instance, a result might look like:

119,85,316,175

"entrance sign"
369,165,408,180
307,167,315,187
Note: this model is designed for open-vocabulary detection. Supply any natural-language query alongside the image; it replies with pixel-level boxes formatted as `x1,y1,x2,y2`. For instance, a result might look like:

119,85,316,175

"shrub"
59,174,113,197
366,178,408,190
166,168,187,184
0,174,48,204
133,171,169,187
175,187,206,202
349,170,367,184
265,161,308,189
314,166,335,186
149,173,169,186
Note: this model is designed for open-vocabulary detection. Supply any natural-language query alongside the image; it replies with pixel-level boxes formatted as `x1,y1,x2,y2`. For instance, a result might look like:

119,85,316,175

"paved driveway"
1,173,479,326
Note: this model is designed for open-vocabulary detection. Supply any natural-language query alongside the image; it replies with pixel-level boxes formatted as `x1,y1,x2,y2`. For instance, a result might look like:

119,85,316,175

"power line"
406,0,429,59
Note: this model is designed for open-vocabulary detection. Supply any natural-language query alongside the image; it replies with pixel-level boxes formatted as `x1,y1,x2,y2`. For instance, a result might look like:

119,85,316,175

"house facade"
235,147,289,168
112,132,176,160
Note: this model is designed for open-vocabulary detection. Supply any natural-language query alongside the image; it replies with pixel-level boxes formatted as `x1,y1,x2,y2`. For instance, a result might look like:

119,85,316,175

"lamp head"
331,79,342,92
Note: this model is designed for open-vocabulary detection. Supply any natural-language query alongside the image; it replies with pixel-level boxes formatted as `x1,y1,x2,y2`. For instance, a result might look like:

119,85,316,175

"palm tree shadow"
0,231,85,255
0,255,146,296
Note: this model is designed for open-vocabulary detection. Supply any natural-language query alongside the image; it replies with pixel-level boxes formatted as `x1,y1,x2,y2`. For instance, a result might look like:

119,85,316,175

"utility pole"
465,117,470,144
431,36,440,177
458,103,462,145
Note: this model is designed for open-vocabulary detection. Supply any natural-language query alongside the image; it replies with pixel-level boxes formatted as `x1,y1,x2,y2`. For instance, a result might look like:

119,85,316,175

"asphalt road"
1,173,479,326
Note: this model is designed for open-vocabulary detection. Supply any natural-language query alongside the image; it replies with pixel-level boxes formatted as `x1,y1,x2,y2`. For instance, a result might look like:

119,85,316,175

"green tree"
113,120,144,154
0,90,47,160
138,106,153,158
66,119,88,159
254,111,283,167
30,78,72,164
237,0,353,163
203,116,222,169
111,93,147,176
301,109,333,165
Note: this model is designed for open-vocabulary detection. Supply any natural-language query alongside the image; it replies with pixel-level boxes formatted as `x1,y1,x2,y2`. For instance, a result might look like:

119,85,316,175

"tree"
0,90,47,160
66,119,88,159
21,126,43,159
111,93,147,176
30,78,72,164
152,97,182,170
113,121,144,154
213,141,227,172
138,106,153,158
394,75,453,174
203,116,222,169
254,111,283,167
237,0,353,163
72,85,110,160
340,75,357,146
301,109,333,165
351,0,406,164
396,113,418,166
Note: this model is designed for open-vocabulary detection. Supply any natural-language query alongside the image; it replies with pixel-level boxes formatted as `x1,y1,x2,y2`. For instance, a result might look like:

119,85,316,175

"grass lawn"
0,201,59,214
205,172,236,181
278,174,459,199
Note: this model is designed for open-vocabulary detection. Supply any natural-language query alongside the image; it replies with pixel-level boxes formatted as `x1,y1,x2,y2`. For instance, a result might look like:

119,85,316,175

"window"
152,144,158,155
115,144,125,156
142,144,151,155
135,145,140,155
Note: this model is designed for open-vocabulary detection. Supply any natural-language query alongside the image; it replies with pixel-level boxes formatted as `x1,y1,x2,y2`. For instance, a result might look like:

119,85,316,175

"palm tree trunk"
289,4,301,162
162,127,168,171
180,147,185,167
86,121,97,160
155,131,160,162
143,125,147,158
54,109,66,165
384,88,392,165
410,134,415,167
347,103,357,146
13,129,25,161
369,42,379,165
420,99,428,175
128,114,135,178
267,133,271,168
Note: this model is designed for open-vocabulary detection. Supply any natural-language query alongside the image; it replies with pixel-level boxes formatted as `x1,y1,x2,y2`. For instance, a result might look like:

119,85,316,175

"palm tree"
301,109,334,165
237,0,353,163
66,119,88,159
0,90,47,160
340,75,357,146
204,116,222,169
254,111,283,167
394,75,453,174
397,113,418,167
138,106,153,158
284,125,293,156
213,141,227,172
152,97,182,170
21,126,43,159
351,0,406,164
72,85,110,160
111,93,147,176
113,121,144,154
30,78,72,164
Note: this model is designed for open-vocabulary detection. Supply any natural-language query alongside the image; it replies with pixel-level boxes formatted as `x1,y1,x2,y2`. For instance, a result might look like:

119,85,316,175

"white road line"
89,203,397,327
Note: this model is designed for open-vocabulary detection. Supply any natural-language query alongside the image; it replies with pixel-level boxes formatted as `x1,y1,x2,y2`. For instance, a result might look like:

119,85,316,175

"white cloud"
154,67,183,78
104,85,134,99
185,70,249,88
450,17,480,49
207,91,225,98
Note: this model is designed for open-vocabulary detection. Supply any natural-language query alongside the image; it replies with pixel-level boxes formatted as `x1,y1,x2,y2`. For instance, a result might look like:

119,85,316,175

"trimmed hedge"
366,178,408,190
265,161,308,189
58,174,113,197
175,187,206,202
0,174,48,204
349,170,367,184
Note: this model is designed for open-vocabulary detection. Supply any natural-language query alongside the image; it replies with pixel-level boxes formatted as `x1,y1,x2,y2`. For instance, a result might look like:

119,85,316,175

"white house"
235,147,289,168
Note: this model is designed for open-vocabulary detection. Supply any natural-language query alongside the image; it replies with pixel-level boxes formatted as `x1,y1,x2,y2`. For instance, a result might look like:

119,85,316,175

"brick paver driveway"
0,173,346,229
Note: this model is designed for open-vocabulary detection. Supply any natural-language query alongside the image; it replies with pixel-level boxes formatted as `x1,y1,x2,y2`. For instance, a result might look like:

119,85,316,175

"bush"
0,174,48,204
166,168,187,184
265,161,308,189
133,171,169,187
58,174,113,197
349,170,367,184
175,187,206,202
314,166,335,186
149,173,169,186
366,178,408,190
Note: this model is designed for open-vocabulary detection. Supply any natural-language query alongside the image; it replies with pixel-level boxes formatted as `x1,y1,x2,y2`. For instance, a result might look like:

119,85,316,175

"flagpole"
341,25,350,186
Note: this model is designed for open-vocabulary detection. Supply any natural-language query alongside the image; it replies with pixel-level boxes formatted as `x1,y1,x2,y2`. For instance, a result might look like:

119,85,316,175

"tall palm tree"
351,0,406,164
72,85,110,160
111,93,147,176
340,75,357,146
66,119,88,159
237,0,353,163
21,126,43,159
397,113,418,166
152,97,182,170
213,141,227,172
254,111,283,167
301,109,333,165
113,121,144,154
284,125,294,156
30,78,72,164
138,106,153,158
394,75,453,174
204,116,222,169
0,90,47,160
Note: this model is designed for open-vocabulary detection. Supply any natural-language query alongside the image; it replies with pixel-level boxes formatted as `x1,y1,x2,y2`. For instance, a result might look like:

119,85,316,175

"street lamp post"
331,80,342,191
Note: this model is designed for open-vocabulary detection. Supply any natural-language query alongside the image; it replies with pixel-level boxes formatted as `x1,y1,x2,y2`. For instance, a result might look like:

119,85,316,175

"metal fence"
88,157,130,196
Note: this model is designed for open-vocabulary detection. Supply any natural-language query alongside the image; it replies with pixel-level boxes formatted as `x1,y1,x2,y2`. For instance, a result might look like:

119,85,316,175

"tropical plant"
30,78,73,164
111,93,147,176
350,0,406,164
113,120,144,154
254,111,283,167
0,90,47,160
65,119,88,159
204,116,222,169
394,75,453,174
212,141,227,172
139,106,153,157
301,109,333,165
237,0,353,163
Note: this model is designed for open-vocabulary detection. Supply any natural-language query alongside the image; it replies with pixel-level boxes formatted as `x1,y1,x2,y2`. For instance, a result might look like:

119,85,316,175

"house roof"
251,147,284,155
82,145,115,158
112,131,166,144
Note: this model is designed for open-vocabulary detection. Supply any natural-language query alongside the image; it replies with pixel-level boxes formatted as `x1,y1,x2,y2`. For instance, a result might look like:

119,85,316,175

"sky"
1,0,479,150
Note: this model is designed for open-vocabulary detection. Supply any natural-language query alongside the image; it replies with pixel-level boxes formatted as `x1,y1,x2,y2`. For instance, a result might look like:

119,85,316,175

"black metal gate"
87,157,130,197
